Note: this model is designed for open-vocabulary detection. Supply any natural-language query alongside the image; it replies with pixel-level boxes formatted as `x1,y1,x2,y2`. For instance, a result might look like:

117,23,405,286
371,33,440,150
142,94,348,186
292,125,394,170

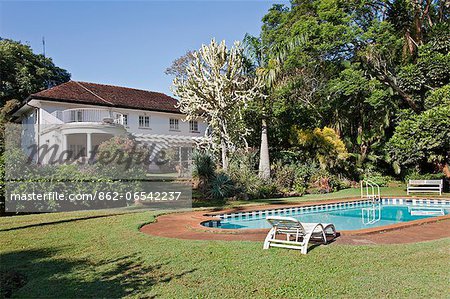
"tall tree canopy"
246,0,449,177
0,38,71,105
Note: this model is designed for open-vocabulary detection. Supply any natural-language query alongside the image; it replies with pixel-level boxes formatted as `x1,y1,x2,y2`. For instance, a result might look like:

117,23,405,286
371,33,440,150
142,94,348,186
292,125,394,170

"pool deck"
140,197,450,245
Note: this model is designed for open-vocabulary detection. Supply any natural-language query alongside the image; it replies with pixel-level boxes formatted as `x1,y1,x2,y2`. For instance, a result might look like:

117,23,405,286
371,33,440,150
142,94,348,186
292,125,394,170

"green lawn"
1,188,449,298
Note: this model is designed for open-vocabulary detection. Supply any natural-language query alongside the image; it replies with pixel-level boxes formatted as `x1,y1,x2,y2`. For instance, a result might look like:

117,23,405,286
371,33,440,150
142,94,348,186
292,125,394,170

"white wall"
20,109,37,159
36,100,208,137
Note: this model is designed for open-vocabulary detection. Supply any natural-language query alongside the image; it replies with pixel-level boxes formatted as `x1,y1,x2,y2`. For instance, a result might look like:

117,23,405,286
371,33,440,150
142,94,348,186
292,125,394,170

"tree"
0,38,70,214
254,0,449,177
165,51,195,80
386,105,450,176
243,33,307,179
0,38,71,105
171,39,262,170
243,34,271,179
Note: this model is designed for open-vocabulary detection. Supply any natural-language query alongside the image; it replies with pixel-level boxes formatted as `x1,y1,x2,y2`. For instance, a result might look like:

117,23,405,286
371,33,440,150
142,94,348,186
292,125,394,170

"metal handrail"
360,179,380,202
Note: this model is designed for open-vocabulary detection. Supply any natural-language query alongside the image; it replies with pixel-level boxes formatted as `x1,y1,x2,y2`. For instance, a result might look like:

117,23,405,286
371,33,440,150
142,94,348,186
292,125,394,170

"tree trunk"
258,118,270,179
221,138,228,171
442,163,450,178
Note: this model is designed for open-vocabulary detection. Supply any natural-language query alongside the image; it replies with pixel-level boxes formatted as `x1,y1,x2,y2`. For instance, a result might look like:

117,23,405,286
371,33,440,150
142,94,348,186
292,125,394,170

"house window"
70,110,83,122
169,118,179,130
139,115,150,128
189,120,199,132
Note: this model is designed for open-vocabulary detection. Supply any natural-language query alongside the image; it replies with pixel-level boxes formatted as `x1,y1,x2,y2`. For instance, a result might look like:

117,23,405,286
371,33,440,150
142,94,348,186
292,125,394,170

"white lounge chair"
263,216,337,254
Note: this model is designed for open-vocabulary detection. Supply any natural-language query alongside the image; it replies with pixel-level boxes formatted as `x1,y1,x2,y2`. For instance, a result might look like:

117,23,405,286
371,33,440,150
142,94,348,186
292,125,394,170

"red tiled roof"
30,81,181,113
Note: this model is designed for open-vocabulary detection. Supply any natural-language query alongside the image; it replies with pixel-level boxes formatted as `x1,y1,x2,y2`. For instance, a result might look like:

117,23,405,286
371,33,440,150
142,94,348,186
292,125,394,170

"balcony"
51,108,125,125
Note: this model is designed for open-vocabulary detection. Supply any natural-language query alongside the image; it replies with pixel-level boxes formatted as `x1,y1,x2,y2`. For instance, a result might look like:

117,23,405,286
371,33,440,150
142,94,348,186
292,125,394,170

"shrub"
361,174,393,187
290,126,349,171
271,160,320,195
272,162,297,193
94,136,150,179
404,170,446,182
3,142,141,213
227,151,277,199
307,170,349,193
192,151,216,182
361,169,395,187
207,172,235,201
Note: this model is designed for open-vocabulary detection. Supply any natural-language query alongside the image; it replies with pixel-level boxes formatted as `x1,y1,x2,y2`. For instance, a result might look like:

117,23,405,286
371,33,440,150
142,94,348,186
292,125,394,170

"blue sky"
1,1,288,95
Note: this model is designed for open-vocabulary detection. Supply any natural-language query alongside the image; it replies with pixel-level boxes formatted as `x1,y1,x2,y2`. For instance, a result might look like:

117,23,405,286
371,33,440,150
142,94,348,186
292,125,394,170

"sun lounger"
263,216,336,254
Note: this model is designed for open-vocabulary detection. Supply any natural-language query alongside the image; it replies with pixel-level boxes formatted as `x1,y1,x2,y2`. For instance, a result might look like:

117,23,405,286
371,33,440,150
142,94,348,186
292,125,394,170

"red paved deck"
140,198,450,245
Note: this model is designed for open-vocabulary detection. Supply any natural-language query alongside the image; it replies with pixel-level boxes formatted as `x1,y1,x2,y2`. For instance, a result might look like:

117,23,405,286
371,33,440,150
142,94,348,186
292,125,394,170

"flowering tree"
172,39,262,170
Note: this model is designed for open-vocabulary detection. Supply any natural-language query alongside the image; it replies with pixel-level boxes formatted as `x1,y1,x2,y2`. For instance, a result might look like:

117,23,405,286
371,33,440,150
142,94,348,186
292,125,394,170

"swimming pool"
201,198,450,231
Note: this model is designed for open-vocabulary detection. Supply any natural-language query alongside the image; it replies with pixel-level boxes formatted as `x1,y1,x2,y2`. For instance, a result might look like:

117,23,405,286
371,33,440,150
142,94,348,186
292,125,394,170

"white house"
11,81,208,167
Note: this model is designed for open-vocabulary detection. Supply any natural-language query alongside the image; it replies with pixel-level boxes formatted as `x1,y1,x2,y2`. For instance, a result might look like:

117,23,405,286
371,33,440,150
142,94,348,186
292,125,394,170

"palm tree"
243,33,306,179
243,34,272,180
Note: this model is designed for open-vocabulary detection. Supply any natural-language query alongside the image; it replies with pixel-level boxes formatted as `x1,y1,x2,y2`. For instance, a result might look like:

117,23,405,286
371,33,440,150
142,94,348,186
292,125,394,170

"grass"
1,187,449,298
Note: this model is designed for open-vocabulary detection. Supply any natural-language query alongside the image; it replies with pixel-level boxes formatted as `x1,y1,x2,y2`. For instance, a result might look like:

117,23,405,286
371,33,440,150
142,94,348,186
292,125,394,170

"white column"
86,133,92,159
62,134,67,152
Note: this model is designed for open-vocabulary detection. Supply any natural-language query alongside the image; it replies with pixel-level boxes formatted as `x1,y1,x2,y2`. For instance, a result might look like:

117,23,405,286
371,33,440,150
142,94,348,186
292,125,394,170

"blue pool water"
202,199,450,231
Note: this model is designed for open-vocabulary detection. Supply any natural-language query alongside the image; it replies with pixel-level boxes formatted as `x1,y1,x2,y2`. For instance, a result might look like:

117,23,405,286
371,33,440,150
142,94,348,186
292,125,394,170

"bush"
272,162,297,193
207,172,235,201
94,136,149,179
290,126,349,171
386,105,450,173
227,151,277,199
192,151,216,183
3,142,142,213
404,170,446,182
361,174,393,187
361,169,395,187
271,160,320,195
191,151,238,201
307,170,350,193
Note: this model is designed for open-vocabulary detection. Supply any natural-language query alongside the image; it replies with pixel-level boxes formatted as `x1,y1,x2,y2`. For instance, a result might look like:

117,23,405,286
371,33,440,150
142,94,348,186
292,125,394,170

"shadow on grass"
0,213,131,233
0,249,196,298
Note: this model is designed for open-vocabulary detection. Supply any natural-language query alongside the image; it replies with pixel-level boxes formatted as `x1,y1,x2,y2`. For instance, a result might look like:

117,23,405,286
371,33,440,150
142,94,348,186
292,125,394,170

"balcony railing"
51,108,124,125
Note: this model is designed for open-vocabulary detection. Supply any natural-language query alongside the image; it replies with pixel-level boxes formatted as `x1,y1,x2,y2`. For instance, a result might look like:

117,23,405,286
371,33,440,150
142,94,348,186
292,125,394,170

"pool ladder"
360,180,381,225
360,180,380,202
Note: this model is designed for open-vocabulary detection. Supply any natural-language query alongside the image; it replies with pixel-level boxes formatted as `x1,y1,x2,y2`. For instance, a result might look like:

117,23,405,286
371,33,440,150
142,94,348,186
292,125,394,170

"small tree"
165,51,195,80
172,39,261,170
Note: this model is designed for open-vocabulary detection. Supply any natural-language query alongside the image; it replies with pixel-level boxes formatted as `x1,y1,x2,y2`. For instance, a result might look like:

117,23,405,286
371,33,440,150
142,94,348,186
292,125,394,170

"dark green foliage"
2,143,144,213
191,151,217,198
207,173,234,201
404,170,446,182
424,85,450,110
272,161,320,195
362,172,395,187
0,38,71,104
226,151,277,199
192,151,216,183
386,106,450,173
245,0,450,180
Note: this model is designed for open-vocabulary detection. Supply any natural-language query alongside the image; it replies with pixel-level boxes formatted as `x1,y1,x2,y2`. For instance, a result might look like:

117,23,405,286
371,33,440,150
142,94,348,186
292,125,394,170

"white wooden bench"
407,180,443,195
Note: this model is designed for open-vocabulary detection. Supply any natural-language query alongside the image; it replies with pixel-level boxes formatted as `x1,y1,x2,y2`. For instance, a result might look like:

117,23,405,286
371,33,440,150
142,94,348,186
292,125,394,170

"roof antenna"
42,36,52,88
42,36,46,57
